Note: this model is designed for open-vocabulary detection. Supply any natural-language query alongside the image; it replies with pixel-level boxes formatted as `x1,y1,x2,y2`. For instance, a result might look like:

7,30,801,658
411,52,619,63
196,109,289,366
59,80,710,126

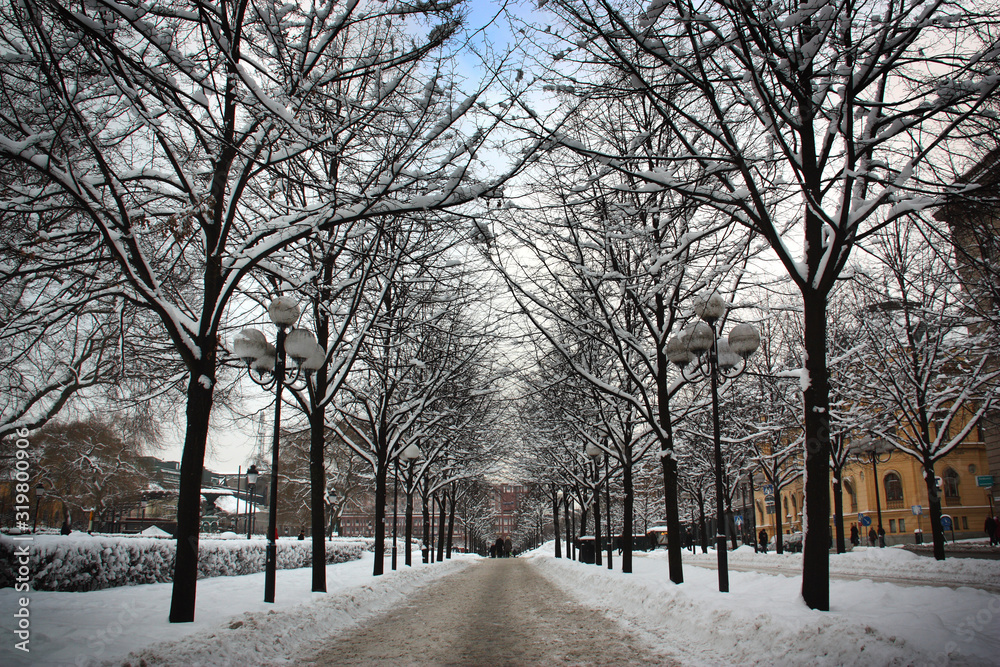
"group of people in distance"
490,536,512,558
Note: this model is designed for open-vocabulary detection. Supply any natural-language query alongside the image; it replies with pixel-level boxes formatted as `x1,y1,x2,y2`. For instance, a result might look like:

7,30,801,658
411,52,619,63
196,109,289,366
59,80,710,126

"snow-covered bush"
0,534,365,592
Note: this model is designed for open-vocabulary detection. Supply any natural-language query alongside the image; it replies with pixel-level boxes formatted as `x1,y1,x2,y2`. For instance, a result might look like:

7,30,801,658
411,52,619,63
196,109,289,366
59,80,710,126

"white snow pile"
525,543,1000,666
0,534,365,592
139,526,171,538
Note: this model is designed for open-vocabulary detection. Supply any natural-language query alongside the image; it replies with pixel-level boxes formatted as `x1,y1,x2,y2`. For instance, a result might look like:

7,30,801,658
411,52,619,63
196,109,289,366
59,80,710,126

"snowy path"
300,558,677,666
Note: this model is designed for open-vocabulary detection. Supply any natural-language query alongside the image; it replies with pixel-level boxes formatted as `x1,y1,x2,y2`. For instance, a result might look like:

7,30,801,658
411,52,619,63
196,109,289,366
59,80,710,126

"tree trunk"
832,471,846,554
372,458,388,576
422,477,431,564
727,491,738,551
405,466,414,566
775,497,784,554
309,404,326,591
446,484,456,559
925,459,947,560
698,495,708,554
168,358,215,623
800,290,832,611
437,492,447,561
565,489,574,560
622,459,633,573
655,357,684,583
552,484,561,559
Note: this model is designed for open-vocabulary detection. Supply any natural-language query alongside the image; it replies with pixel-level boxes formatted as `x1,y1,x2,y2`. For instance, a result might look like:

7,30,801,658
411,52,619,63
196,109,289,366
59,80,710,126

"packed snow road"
301,557,677,666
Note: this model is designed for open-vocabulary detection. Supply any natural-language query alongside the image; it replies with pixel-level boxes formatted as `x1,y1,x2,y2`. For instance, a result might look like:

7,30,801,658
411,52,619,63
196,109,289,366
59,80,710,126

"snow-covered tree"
0,0,521,621
850,218,1000,559
519,0,999,609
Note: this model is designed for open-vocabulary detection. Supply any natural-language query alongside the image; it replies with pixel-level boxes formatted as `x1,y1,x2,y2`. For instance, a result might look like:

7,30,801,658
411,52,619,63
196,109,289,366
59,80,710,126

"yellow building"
754,437,992,546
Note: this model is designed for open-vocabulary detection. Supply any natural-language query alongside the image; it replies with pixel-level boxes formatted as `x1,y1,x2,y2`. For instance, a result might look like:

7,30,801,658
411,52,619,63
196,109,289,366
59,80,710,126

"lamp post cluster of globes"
665,293,760,593
233,296,326,604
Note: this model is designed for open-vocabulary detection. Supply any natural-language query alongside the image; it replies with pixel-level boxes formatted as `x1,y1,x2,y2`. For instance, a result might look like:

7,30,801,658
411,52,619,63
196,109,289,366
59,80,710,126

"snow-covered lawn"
3,542,998,666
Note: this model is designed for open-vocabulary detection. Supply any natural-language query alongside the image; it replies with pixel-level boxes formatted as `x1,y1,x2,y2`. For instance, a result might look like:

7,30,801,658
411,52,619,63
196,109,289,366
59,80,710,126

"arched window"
844,479,858,513
883,472,904,503
943,468,960,499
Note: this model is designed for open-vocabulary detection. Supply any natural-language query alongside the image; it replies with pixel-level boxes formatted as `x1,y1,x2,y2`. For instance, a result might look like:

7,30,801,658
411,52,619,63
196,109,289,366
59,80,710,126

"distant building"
494,483,528,538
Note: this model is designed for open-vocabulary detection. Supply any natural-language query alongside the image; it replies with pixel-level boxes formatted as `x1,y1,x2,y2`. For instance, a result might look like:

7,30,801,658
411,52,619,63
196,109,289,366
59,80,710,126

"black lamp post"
400,442,423,566
234,296,325,603
585,441,603,567
32,483,45,533
392,456,400,570
851,436,892,547
667,292,760,593
246,465,259,539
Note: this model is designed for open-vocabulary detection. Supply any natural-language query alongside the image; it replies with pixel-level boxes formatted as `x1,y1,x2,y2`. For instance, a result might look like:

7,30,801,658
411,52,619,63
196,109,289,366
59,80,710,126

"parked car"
768,531,803,553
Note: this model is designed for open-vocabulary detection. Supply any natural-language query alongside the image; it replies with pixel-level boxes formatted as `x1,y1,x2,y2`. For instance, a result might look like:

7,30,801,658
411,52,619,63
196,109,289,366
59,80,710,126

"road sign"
977,475,994,488
735,516,744,529
940,515,953,530
858,513,872,527
762,484,773,495
911,505,922,516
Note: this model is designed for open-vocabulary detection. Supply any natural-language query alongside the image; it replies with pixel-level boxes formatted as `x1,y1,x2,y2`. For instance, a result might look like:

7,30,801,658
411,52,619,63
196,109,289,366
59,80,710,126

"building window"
962,516,969,530
883,472,904,503
889,519,896,533
898,518,905,533
844,479,857,513
943,468,960,499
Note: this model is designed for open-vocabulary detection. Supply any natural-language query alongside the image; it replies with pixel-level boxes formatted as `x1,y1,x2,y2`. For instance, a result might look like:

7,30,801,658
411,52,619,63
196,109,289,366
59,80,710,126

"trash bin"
914,529,923,544
576,538,596,564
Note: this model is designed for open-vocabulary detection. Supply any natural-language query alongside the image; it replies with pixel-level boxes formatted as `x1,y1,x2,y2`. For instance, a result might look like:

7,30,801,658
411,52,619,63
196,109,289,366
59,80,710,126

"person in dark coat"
494,537,504,558
758,529,768,553
504,537,512,558
868,528,877,546
985,516,997,546
60,521,71,536
850,525,860,547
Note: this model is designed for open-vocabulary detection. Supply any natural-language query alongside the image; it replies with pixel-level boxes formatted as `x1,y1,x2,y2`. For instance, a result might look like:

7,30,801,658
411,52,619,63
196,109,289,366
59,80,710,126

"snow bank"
525,542,999,666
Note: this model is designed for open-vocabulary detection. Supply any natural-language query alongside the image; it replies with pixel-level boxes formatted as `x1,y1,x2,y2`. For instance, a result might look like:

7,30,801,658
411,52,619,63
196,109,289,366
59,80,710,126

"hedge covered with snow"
0,534,365,592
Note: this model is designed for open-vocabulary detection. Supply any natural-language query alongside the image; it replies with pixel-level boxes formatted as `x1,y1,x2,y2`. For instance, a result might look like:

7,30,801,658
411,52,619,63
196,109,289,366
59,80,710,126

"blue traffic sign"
940,515,953,530
858,513,872,527
735,516,744,529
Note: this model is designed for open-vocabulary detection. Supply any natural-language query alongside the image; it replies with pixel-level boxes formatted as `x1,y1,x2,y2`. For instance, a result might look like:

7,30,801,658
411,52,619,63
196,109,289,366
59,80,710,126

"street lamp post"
392,456,400,570
246,465,259,539
32,483,45,533
851,436,892,547
400,443,423,566
604,452,613,570
234,297,325,603
585,442,603,567
667,292,760,593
